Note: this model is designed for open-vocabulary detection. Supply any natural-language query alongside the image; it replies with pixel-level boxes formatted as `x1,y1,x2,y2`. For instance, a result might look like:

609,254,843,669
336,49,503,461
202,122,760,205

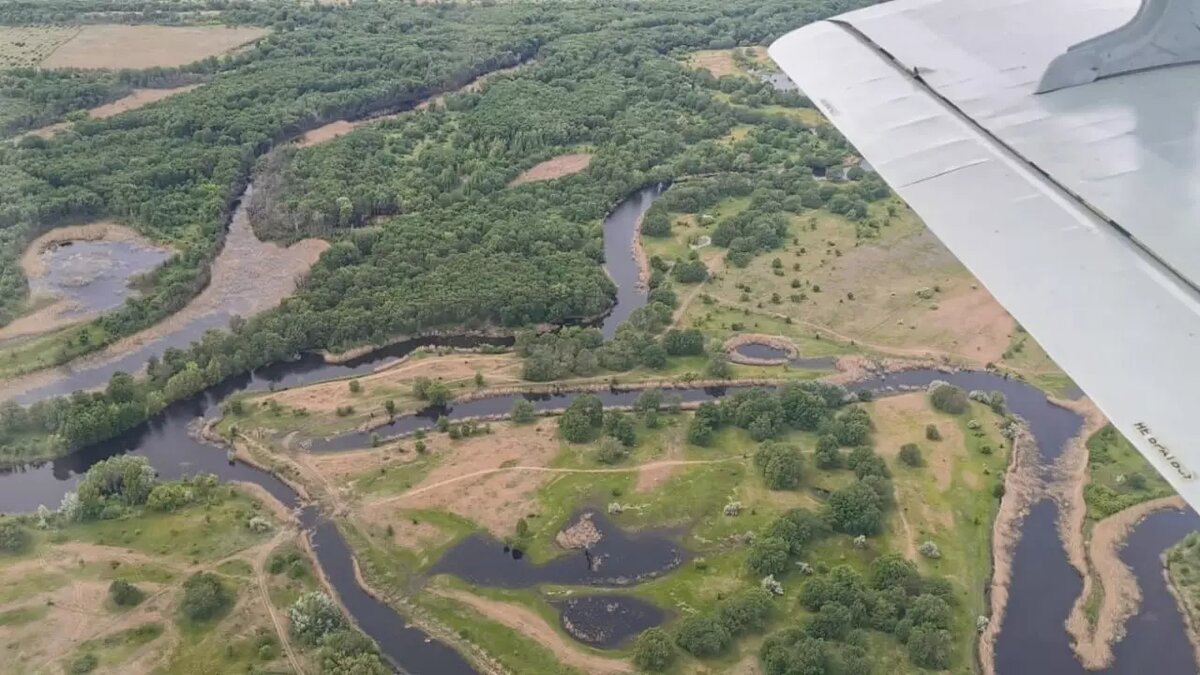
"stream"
3,184,1197,672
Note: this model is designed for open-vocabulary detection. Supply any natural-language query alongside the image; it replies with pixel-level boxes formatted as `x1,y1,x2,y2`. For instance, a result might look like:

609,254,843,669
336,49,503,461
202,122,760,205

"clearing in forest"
40,24,268,69
509,153,594,186
23,84,201,139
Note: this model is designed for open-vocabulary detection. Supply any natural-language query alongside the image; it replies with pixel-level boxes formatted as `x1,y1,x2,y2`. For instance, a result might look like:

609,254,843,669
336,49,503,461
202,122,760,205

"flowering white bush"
288,592,344,645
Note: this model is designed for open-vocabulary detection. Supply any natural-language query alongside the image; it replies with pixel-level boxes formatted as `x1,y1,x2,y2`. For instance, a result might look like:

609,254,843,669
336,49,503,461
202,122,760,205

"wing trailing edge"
771,3,1200,510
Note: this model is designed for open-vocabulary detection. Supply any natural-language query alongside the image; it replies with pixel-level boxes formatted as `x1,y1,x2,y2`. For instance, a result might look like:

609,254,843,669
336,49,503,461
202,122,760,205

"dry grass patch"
267,352,522,415
871,392,963,490
510,153,593,186
362,420,562,536
42,24,268,69
703,202,1016,365
686,49,740,78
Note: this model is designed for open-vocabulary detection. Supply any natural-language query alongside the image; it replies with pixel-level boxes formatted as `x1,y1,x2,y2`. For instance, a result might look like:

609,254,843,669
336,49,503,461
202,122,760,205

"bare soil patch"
363,420,561,536
267,352,521,414
93,85,201,119
434,587,632,674
296,119,363,147
42,25,268,69
509,153,593,186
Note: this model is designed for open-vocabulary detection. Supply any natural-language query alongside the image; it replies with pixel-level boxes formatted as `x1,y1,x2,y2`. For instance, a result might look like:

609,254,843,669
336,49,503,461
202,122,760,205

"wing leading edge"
770,0,1200,510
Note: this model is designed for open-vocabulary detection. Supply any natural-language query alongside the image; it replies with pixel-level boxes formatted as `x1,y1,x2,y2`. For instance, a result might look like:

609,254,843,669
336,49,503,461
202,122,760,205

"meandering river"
3,185,1197,674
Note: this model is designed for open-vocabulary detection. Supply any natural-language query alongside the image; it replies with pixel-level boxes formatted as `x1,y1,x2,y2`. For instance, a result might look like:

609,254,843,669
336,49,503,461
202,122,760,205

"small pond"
431,509,684,588
33,240,171,318
732,342,838,370
557,594,665,648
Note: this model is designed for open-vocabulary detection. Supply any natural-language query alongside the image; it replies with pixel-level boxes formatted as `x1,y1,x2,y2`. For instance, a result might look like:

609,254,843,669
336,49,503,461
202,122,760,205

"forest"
0,1,884,455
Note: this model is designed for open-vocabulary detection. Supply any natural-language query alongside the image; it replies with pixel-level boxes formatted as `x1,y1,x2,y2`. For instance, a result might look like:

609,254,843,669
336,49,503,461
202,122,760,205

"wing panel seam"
827,18,1200,299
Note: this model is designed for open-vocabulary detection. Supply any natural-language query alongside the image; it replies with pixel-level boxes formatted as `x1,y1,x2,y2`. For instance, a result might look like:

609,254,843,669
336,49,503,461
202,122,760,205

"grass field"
655,193,1020,367
230,373,1010,675
0,486,300,675
1083,424,1174,521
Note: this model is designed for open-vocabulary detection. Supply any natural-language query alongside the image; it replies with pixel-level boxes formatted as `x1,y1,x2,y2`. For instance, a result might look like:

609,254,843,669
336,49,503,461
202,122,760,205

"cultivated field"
38,24,268,69
0,26,79,68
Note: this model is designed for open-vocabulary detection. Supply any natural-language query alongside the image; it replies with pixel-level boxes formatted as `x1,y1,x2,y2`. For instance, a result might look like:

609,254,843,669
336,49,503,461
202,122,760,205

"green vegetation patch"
1085,424,1174,520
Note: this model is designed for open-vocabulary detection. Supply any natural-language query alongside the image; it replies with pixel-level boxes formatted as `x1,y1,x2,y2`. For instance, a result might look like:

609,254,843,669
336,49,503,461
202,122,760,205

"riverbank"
978,423,1043,675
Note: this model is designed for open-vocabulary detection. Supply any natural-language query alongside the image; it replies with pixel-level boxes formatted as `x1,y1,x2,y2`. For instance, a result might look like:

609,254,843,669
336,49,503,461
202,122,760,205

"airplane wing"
770,0,1200,508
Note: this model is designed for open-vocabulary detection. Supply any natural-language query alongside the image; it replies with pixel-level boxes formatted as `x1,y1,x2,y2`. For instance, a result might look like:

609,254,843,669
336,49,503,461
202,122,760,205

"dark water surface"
732,342,838,370
599,183,666,339
557,594,666,648
432,510,684,588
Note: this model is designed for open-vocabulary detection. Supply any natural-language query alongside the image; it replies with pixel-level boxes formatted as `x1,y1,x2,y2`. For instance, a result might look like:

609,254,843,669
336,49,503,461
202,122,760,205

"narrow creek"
3,184,1197,673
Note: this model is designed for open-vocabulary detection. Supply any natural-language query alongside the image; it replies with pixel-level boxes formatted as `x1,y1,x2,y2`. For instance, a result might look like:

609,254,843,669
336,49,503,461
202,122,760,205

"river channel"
3,186,1197,673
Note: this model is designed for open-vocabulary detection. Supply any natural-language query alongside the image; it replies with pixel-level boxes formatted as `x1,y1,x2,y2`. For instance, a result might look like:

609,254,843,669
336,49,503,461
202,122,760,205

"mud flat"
2,190,327,404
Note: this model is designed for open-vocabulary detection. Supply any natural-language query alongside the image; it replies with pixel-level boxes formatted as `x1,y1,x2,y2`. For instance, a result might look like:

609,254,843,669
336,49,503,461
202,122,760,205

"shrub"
747,536,791,576
510,399,536,424
0,520,30,554
559,394,603,443
181,572,232,621
717,588,774,635
907,593,952,630
633,627,676,671
928,383,968,414
806,602,853,641
109,579,144,607
918,541,941,559
68,653,98,674
826,482,884,536
289,592,345,645
898,443,923,467
907,625,954,669
754,442,804,490
595,437,629,465
675,615,731,657
348,379,362,394
672,259,709,283
925,424,941,441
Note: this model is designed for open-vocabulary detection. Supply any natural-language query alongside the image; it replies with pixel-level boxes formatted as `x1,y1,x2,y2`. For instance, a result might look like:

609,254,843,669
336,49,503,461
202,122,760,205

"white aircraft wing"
771,0,1200,508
